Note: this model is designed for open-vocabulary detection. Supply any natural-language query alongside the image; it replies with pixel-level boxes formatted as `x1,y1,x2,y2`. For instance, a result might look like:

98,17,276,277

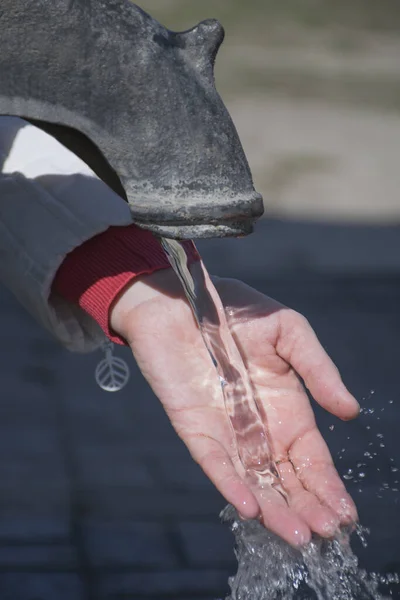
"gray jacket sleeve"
0,116,133,352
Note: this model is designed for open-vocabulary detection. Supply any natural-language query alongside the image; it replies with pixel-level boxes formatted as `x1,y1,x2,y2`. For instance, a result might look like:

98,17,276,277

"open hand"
111,267,360,546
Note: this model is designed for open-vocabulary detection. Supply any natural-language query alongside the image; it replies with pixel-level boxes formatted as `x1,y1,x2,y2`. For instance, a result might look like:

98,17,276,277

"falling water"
161,237,284,494
160,238,397,600
221,505,395,600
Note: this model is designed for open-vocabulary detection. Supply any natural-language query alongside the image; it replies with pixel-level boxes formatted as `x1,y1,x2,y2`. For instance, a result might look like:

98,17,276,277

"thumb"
277,310,360,420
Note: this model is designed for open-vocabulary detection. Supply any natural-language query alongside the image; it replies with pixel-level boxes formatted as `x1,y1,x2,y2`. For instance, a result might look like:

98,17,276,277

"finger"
278,460,340,537
299,462,358,526
251,482,311,547
277,310,360,420
290,429,358,526
187,435,260,520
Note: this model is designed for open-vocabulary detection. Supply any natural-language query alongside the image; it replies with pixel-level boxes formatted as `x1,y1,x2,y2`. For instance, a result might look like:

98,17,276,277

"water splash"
221,505,393,600
337,398,400,496
220,396,400,600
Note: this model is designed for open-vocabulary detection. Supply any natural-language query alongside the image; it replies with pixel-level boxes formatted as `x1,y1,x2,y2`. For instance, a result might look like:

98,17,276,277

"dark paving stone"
94,569,230,599
196,220,400,278
0,545,77,569
345,487,400,573
83,521,178,568
0,427,62,459
0,481,70,532
0,573,85,600
177,522,235,567
0,517,71,544
79,487,224,520
57,355,182,452
75,445,155,488
0,375,58,407
153,451,215,491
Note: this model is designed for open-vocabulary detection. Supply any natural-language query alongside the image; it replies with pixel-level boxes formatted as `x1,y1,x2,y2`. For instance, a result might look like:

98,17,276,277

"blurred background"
146,0,400,225
0,1,400,599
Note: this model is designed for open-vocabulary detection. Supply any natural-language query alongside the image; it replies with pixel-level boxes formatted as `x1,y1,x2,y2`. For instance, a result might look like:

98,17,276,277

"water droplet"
343,468,354,480
391,467,398,473
219,376,228,388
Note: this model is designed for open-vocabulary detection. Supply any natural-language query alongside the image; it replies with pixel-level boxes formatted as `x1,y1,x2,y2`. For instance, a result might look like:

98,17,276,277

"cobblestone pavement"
0,221,399,599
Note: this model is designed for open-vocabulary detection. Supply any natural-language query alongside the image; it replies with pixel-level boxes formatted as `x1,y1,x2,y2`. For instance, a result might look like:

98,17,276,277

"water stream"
160,238,396,600
161,237,284,494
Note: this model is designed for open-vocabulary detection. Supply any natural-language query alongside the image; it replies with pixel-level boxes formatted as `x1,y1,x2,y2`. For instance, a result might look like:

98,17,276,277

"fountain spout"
0,0,264,239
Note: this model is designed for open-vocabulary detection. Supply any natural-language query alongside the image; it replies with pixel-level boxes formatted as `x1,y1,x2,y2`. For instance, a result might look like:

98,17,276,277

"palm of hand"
121,276,359,546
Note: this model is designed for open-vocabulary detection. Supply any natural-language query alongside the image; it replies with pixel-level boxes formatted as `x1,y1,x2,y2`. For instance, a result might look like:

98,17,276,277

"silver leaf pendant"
95,342,130,392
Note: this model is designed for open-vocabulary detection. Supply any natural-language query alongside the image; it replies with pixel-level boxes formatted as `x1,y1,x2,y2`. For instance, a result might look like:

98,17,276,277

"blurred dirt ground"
140,0,400,224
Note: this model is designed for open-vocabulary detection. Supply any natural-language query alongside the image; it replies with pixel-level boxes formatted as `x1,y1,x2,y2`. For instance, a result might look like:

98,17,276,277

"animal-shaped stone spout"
0,0,264,238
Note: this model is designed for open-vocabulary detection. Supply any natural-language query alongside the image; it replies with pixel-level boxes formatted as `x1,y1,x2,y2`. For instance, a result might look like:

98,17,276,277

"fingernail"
292,528,311,548
337,498,358,523
321,519,339,537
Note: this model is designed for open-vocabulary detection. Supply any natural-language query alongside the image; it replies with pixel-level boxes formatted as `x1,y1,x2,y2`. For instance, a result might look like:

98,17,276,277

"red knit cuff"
52,224,200,345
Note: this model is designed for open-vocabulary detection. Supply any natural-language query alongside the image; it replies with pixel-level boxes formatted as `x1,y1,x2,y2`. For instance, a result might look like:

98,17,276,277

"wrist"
53,222,200,345
109,266,186,338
